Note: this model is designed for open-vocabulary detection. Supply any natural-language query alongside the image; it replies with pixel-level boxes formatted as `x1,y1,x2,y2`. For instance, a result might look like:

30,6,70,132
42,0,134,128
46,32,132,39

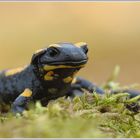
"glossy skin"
0,42,139,113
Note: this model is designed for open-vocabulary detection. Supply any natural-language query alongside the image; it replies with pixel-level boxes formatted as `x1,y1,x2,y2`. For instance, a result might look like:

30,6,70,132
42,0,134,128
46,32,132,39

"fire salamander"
0,42,139,114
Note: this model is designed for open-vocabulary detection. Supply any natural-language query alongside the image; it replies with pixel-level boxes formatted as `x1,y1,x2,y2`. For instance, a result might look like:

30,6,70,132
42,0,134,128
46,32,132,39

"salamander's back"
0,66,35,103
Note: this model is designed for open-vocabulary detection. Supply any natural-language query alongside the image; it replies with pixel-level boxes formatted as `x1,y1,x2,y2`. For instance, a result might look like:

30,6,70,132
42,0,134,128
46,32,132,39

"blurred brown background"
0,2,140,85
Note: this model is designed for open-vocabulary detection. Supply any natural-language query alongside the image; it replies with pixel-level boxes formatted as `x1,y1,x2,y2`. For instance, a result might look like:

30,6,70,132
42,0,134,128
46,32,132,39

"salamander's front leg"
11,88,32,114
71,77,104,94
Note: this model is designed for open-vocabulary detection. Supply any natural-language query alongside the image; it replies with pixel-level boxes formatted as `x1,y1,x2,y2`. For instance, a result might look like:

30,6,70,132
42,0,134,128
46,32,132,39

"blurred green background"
0,2,140,85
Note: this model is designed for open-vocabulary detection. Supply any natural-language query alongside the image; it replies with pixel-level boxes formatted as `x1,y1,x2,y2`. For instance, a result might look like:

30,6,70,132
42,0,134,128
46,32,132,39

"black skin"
0,42,139,114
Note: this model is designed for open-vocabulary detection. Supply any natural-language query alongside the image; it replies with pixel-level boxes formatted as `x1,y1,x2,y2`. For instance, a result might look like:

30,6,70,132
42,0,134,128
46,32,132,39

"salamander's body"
0,66,40,103
0,65,83,103
0,42,100,113
0,42,139,113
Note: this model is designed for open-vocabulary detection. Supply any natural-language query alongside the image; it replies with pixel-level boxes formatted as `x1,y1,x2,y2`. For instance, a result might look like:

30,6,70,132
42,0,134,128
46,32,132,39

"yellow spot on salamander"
75,42,87,48
44,71,54,81
63,76,73,83
35,48,45,54
21,89,32,97
72,77,77,84
44,64,85,71
48,44,61,48
5,67,24,76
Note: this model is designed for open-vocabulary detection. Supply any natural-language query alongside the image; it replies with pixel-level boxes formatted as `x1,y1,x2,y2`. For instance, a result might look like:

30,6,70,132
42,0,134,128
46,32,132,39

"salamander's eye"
47,47,60,57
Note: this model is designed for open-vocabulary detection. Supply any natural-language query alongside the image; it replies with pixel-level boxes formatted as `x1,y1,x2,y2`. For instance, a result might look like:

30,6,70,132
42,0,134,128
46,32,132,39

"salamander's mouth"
46,59,88,66
43,59,88,71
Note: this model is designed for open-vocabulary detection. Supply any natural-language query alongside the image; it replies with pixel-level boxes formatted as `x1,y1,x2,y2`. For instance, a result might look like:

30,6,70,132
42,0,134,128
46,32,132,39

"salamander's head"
31,42,88,81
